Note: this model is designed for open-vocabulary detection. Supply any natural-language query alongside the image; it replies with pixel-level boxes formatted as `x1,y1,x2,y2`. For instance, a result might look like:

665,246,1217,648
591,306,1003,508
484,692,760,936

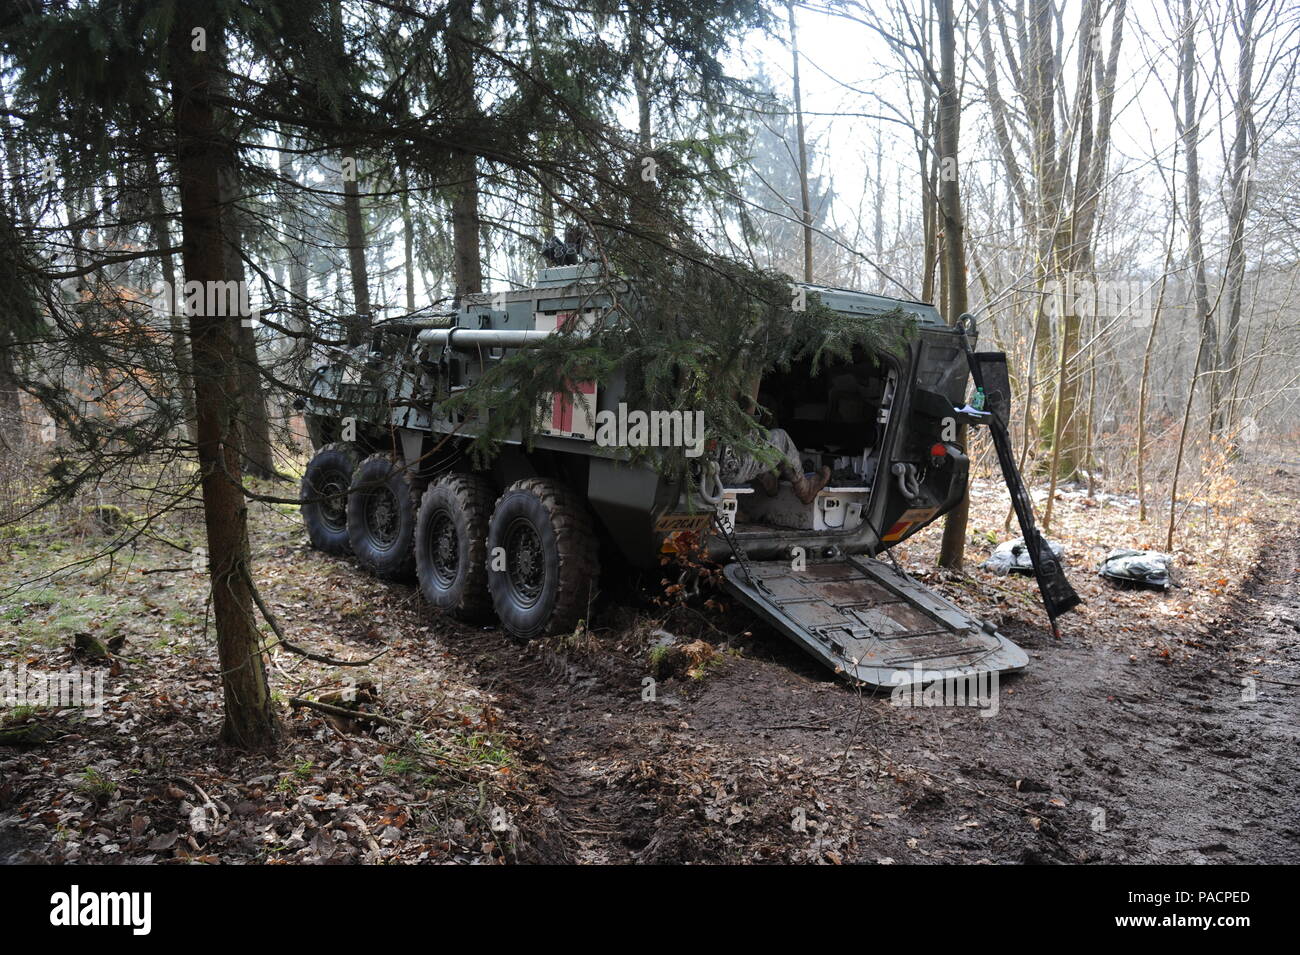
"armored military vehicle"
297,256,1077,687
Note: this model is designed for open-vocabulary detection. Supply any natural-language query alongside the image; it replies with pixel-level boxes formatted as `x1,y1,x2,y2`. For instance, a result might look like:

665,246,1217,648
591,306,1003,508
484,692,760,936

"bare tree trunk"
788,1,814,283
210,122,275,479
526,0,557,241
873,131,885,263
220,166,278,480
278,126,310,379
627,17,667,242
1006,296,1044,532
1137,219,1177,523
341,155,370,342
147,156,197,444
1027,0,1060,416
449,0,483,300
0,85,27,428
1042,284,1071,531
210,34,275,478
935,0,970,570
0,80,33,232
329,0,371,342
400,165,416,313
919,77,938,303
1178,0,1220,434
1084,308,1097,497
1167,313,1214,552
0,349,17,436
1221,0,1259,441
168,6,278,750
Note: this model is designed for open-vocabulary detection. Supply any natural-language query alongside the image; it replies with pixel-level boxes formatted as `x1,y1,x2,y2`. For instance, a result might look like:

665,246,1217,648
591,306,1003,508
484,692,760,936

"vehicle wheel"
487,478,599,641
415,473,495,619
346,453,419,579
301,442,361,555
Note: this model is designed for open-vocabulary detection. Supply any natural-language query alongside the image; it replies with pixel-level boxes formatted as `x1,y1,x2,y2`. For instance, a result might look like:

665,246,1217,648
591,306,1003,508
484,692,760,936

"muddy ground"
3,464,1297,865
435,472,1300,864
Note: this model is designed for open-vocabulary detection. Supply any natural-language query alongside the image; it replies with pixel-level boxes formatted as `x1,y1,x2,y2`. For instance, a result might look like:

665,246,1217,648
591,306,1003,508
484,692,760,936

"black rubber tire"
301,442,361,555
486,478,599,641
414,472,495,620
346,453,419,580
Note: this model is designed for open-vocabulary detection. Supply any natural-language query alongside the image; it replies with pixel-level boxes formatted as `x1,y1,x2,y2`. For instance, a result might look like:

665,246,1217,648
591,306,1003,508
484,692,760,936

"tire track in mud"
867,486,1300,864
436,629,679,863
409,471,1300,864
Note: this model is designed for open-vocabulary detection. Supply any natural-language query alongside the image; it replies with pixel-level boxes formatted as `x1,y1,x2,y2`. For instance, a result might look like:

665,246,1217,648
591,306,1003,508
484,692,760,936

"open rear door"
722,557,1028,688
966,346,1081,628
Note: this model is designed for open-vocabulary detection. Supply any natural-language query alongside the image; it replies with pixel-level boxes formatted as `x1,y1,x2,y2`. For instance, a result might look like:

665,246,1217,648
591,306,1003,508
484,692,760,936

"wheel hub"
319,476,348,530
505,518,544,607
364,486,400,548
428,511,459,585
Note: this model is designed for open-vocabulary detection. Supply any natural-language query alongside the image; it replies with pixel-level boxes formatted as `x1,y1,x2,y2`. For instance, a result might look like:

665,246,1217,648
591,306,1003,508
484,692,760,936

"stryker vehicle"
297,256,1078,688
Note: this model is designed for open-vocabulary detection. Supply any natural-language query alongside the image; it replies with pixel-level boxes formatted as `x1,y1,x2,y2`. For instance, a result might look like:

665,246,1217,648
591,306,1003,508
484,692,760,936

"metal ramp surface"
722,557,1028,688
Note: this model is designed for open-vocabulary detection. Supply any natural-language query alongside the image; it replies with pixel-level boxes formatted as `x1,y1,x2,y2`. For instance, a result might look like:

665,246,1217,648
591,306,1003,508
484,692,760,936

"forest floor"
2,452,1298,864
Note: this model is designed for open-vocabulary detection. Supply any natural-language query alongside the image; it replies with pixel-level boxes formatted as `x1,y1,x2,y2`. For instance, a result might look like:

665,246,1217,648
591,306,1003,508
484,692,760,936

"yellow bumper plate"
655,512,713,534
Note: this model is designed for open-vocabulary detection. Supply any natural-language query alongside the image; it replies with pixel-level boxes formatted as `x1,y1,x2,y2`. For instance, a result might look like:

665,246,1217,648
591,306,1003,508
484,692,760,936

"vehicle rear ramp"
721,557,1028,688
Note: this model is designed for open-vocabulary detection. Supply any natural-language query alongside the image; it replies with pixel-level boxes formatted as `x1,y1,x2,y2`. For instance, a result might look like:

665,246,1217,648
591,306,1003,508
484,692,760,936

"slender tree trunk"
0,83,27,428
627,19,665,241
449,0,483,300
935,0,970,569
329,0,371,341
278,127,310,379
1084,309,1097,497
1221,0,1259,441
220,165,277,479
0,80,33,233
0,199,18,424
1178,0,1220,433
1006,295,1044,532
0,347,17,434
788,1,814,283
919,80,938,302
1028,0,1060,425
168,7,278,751
1042,283,1071,531
208,34,275,477
1167,316,1213,552
1137,210,1178,522
400,165,416,313
526,0,557,241
341,150,370,342
873,132,885,263
147,157,198,443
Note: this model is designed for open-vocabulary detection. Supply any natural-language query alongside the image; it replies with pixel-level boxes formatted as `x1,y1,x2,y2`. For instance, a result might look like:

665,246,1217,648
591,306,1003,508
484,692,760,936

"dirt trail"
439,477,1300,864
7,473,1296,866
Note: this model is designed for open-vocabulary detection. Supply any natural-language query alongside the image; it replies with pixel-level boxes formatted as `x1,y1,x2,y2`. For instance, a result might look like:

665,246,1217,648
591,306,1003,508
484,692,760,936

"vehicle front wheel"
346,454,419,579
415,473,495,620
301,442,361,555
486,478,599,641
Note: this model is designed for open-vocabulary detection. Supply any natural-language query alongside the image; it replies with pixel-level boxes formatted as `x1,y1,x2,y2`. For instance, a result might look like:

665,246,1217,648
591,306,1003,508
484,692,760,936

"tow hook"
696,458,725,506
891,462,921,500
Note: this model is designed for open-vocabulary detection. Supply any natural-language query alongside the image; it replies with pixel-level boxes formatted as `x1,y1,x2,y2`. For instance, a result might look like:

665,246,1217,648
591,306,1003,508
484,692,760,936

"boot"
789,466,832,505
754,471,780,497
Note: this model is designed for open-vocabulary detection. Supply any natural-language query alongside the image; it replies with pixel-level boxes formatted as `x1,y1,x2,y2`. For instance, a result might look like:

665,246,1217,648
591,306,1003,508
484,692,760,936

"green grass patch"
78,767,117,801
